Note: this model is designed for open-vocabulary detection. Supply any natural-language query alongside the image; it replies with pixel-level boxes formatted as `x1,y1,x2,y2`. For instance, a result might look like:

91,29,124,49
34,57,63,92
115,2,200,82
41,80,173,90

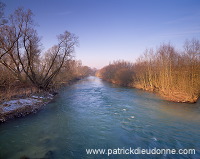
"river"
0,76,200,159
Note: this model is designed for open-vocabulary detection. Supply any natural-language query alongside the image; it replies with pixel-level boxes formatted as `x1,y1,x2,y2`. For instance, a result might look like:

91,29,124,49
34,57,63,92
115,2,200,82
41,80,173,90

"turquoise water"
0,76,200,159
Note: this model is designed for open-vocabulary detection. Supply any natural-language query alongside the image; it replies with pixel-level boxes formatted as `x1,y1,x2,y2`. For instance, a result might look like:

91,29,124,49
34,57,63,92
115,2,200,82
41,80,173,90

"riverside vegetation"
0,5,94,121
97,41,200,103
1,4,199,106
0,6,93,102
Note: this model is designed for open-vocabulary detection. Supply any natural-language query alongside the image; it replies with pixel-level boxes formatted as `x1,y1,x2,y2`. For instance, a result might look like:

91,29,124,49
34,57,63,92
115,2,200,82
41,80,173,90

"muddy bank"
0,93,55,122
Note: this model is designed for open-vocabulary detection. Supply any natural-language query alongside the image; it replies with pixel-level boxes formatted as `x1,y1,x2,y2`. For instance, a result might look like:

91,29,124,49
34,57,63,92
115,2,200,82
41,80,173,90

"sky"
1,0,200,69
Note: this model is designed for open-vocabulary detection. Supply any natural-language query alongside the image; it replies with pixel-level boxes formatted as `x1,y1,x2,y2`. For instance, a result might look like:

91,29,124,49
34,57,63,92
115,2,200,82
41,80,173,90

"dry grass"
0,86,40,103
133,83,198,103
160,91,198,103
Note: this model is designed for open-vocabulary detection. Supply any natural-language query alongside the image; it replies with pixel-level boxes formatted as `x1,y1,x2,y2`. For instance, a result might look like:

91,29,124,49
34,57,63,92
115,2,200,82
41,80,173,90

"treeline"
96,60,135,86
97,40,200,103
0,6,93,101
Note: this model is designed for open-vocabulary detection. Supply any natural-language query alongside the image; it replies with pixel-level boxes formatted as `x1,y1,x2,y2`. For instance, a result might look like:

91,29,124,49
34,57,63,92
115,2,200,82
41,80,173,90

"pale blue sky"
2,0,200,68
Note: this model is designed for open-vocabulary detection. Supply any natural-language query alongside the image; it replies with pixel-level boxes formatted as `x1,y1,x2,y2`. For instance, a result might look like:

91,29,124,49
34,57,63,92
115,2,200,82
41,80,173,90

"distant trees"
0,7,91,101
51,60,94,88
97,60,135,86
97,40,200,103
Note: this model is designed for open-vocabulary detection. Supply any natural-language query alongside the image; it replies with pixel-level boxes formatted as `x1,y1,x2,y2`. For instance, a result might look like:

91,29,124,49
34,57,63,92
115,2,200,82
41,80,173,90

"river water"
0,76,200,159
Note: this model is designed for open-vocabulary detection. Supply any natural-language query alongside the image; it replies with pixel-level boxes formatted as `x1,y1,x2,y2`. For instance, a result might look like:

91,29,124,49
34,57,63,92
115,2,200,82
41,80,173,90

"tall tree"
0,8,41,82
37,31,78,89
0,7,78,90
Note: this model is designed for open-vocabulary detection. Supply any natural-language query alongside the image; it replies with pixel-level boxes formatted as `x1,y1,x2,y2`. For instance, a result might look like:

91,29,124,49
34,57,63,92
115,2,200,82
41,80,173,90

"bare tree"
37,31,78,89
0,8,41,82
98,40,200,103
0,7,79,90
0,2,7,25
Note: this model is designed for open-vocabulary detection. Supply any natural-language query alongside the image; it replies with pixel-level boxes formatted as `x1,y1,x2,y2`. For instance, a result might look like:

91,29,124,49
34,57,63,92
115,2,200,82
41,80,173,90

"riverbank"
1,76,199,159
99,78,199,103
0,92,55,122
0,77,87,123
133,84,198,103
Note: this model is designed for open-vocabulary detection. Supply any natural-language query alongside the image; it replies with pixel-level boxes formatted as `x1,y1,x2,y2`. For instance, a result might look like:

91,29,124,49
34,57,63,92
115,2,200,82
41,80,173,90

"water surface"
0,76,200,159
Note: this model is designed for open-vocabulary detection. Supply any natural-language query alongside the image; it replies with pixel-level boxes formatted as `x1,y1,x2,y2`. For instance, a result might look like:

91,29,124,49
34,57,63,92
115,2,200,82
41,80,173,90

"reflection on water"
158,101,200,122
0,76,200,159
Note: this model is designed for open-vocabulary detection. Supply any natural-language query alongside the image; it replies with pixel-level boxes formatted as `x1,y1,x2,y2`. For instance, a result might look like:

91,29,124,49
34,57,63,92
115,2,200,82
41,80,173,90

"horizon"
2,0,200,69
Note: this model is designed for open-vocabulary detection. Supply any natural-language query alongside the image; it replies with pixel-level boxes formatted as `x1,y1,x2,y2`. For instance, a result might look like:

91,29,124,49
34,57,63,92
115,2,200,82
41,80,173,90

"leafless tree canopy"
0,7,91,97
0,2,7,25
97,40,200,103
